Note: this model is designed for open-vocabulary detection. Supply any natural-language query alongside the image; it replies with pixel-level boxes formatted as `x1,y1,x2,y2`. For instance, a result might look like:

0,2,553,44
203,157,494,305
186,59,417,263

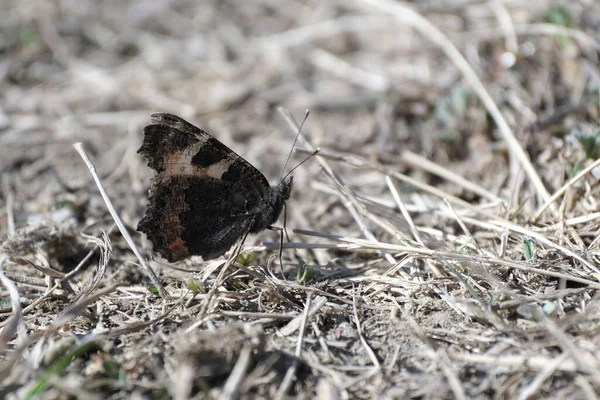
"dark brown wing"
138,113,269,187
137,113,273,262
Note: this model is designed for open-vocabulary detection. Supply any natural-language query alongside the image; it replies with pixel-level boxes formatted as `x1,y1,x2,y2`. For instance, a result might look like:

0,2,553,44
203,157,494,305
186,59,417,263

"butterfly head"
278,175,294,200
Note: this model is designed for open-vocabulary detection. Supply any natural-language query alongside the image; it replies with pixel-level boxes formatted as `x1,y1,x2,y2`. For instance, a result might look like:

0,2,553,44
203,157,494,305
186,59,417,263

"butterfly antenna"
280,109,310,181
283,148,320,179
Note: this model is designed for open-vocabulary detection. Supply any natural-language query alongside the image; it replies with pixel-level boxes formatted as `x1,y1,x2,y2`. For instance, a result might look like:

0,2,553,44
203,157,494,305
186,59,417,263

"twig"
0,244,97,326
352,288,380,369
0,255,27,351
448,351,578,372
542,317,600,388
276,292,313,399
277,107,406,276
72,142,167,298
517,353,568,400
5,182,15,237
221,345,253,400
401,150,503,203
311,48,389,92
288,230,600,289
279,295,327,336
532,158,600,222
385,175,442,278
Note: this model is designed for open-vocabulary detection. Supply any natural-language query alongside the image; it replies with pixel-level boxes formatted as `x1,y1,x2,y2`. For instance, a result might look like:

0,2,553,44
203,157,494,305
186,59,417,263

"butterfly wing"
137,113,272,262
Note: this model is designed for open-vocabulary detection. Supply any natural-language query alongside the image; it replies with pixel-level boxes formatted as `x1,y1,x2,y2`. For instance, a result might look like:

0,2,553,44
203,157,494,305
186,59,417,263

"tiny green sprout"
521,237,536,261
575,128,600,159
147,285,159,295
542,301,558,318
296,261,314,284
439,130,457,146
517,304,544,321
0,297,12,309
450,87,470,114
55,200,74,210
542,6,574,47
236,252,257,266
509,199,528,220
186,277,203,294
488,293,501,307
153,388,170,400
434,87,470,125
18,25,37,47
543,6,573,27
566,162,581,180
102,358,123,380
26,341,101,399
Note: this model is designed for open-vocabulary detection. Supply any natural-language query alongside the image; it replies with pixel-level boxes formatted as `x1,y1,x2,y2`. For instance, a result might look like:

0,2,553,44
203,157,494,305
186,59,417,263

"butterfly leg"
272,202,293,278
267,225,285,279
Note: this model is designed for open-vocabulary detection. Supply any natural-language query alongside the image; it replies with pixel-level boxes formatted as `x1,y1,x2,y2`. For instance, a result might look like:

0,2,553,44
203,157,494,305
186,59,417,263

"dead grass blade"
72,142,167,297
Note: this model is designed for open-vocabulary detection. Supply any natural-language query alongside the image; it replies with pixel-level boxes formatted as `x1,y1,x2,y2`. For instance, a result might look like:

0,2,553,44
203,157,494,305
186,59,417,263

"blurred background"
2,0,599,237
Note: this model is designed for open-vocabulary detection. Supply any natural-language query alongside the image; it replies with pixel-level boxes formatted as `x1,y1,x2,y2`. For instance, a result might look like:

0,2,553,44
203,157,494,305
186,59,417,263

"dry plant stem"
198,240,244,317
356,0,551,206
385,176,424,247
556,211,600,228
532,158,600,222
259,16,600,53
342,192,400,269
541,317,600,388
352,289,380,370
574,376,599,400
511,23,600,50
288,230,600,289
314,149,505,225
385,175,442,277
275,292,313,399
517,353,569,400
220,310,296,320
443,198,484,255
255,16,394,48
310,48,389,92
300,148,503,206
55,285,119,327
221,345,253,400
0,255,27,351
279,295,327,336
336,290,380,391
401,150,503,203
277,108,405,276
457,213,600,278
305,151,600,277
5,185,15,237
448,350,584,374
72,142,167,298
490,0,518,54
0,246,97,329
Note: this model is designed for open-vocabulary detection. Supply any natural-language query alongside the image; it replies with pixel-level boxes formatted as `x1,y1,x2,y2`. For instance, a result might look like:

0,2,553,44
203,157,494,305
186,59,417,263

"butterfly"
137,113,293,262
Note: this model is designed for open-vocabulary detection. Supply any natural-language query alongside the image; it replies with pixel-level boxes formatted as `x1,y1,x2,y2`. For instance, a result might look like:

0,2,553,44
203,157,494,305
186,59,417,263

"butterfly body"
137,113,292,262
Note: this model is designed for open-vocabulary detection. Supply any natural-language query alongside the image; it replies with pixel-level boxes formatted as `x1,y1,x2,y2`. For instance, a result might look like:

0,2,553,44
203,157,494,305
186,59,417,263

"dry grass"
2,0,600,399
